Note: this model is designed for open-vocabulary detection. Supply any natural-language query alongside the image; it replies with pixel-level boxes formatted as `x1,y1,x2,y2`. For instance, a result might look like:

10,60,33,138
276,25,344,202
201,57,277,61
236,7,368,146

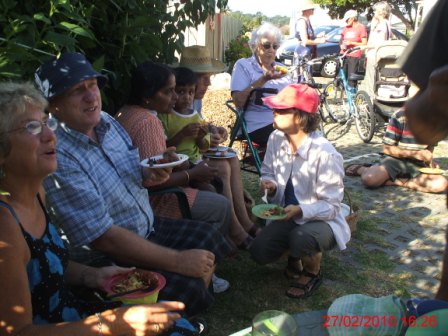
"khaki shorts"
381,155,424,181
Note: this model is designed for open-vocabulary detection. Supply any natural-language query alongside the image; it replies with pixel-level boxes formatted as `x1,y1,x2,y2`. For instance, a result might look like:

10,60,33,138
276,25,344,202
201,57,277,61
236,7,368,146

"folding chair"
148,186,192,219
226,88,278,175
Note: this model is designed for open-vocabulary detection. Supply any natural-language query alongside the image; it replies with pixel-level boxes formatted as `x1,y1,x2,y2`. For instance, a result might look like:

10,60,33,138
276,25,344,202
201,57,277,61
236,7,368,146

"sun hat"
299,0,316,12
262,83,319,114
176,45,226,74
343,9,358,22
35,52,107,99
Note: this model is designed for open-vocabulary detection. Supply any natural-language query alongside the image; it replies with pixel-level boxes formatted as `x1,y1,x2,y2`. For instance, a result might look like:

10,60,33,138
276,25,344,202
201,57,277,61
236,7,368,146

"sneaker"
212,273,230,293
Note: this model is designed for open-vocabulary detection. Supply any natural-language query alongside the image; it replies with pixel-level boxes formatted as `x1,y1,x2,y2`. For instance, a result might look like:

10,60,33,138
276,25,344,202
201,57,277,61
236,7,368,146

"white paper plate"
203,148,237,159
140,153,189,168
208,146,228,152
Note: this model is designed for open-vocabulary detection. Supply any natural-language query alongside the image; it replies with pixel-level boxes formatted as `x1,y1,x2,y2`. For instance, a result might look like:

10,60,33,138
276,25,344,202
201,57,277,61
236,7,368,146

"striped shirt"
383,110,428,151
44,112,154,247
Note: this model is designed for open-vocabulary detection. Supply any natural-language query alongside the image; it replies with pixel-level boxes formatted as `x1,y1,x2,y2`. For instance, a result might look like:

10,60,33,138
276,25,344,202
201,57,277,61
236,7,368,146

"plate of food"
204,147,237,159
252,204,287,220
419,167,445,175
104,269,166,304
207,146,228,152
140,151,189,168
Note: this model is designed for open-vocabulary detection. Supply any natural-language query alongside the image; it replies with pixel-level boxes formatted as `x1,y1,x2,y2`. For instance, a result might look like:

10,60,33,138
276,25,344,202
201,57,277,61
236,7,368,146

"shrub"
224,34,252,74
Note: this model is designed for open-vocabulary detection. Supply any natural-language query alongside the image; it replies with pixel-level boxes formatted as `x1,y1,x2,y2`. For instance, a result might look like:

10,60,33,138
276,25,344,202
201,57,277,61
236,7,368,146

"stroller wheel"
354,90,376,143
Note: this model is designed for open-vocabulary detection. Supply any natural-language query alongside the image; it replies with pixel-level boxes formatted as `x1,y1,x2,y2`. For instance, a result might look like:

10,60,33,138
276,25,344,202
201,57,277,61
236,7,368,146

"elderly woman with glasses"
231,22,292,148
0,82,187,335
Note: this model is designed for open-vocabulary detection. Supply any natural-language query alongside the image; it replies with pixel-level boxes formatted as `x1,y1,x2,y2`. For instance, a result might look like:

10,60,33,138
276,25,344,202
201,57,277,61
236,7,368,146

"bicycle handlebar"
340,46,361,58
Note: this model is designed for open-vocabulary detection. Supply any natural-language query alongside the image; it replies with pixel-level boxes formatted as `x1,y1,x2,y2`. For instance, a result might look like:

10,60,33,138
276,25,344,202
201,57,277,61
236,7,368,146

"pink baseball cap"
262,83,319,114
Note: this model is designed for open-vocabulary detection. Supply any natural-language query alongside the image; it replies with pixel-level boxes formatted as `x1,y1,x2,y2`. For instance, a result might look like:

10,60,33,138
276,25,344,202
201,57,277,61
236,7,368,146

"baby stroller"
356,40,410,129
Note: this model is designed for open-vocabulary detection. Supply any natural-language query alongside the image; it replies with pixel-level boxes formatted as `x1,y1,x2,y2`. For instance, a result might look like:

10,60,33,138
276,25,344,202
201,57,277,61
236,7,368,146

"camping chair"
148,187,192,219
226,87,278,175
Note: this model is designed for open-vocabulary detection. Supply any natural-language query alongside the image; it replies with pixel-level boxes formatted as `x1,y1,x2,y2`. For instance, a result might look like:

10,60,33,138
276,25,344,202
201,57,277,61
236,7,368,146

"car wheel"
321,58,337,78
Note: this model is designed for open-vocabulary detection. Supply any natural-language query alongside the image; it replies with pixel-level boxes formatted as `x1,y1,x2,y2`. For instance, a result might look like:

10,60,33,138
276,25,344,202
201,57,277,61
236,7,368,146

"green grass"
201,171,412,335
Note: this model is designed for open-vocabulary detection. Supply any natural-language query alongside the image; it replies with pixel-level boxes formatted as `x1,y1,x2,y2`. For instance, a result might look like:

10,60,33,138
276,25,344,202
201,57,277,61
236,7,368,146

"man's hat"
262,83,319,114
343,9,358,22
35,52,107,99
175,45,226,74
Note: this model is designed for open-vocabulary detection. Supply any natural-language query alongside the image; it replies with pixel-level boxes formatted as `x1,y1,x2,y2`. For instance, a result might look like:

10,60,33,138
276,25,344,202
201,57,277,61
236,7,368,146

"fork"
261,189,268,204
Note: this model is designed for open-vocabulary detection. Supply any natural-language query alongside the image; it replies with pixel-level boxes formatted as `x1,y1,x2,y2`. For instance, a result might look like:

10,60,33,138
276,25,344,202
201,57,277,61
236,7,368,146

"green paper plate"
252,204,287,220
404,308,448,335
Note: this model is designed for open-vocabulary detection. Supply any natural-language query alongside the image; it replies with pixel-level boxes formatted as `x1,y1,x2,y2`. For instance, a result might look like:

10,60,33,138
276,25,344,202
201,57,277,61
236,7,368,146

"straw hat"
299,0,316,12
176,45,226,74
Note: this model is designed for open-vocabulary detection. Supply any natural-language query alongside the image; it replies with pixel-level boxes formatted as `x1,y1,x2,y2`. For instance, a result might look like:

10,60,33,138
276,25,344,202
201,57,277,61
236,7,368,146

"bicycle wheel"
354,90,376,143
318,106,327,138
323,81,349,123
325,119,352,142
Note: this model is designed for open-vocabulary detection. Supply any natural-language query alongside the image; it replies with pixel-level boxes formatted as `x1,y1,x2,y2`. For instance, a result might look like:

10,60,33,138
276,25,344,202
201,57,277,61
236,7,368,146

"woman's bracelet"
95,313,103,336
184,170,190,184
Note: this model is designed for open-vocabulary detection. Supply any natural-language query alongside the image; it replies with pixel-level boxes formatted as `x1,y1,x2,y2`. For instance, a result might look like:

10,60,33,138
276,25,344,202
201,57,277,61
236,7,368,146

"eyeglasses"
7,117,58,135
261,43,279,50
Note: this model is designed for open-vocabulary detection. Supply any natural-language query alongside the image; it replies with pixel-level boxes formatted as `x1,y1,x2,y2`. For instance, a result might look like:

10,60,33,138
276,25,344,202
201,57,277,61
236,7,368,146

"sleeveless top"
295,17,317,58
0,197,120,324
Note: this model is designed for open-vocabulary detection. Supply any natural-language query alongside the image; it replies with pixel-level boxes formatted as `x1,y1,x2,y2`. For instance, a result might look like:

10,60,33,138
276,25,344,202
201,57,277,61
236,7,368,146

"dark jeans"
344,56,361,87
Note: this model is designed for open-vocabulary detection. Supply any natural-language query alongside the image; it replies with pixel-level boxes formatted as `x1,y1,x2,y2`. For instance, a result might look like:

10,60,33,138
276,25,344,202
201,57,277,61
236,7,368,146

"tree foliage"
0,0,228,113
314,0,418,32
227,11,289,34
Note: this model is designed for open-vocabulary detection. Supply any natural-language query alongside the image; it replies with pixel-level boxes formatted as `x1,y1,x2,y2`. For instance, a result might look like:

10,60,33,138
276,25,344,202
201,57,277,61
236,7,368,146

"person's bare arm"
298,19,325,46
166,123,202,147
64,262,134,289
232,75,269,110
90,225,215,278
383,144,433,163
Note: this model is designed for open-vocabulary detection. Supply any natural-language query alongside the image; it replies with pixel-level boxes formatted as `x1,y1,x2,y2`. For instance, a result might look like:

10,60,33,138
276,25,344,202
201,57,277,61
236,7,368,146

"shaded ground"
201,88,448,335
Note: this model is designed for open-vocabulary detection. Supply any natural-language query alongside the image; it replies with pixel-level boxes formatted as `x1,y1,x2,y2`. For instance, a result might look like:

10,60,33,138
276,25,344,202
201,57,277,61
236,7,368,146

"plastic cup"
252,310,297,336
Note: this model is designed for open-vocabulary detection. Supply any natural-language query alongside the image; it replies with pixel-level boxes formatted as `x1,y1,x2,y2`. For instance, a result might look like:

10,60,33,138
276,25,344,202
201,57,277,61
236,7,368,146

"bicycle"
322,47,377,143
285,58,334,139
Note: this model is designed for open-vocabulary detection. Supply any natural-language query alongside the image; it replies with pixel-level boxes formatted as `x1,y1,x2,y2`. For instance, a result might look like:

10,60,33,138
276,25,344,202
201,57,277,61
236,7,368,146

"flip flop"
344,163,372,177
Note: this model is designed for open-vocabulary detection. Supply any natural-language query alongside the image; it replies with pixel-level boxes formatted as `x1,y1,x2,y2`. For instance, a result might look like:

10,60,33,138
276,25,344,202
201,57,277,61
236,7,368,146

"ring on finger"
153,323,160,333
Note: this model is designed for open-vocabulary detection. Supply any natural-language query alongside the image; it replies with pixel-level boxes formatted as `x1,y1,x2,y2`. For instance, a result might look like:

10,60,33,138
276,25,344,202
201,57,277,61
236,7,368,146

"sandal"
344,163,372,177
285,270,323,299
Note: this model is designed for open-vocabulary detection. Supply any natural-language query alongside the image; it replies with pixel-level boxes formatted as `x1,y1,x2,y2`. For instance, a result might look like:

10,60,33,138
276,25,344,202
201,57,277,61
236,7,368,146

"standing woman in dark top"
0,82,184,335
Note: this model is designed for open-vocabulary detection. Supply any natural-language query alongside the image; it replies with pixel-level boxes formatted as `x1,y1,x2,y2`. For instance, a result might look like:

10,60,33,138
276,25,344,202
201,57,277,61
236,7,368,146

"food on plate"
262,206,285,217
419,167,444,175
148,151,179,166
163,150,179,162
112,271,158,294
274,65,288,74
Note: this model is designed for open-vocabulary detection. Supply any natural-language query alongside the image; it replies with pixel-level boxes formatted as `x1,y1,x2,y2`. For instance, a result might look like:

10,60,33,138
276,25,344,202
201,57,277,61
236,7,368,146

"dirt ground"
201,88,235,144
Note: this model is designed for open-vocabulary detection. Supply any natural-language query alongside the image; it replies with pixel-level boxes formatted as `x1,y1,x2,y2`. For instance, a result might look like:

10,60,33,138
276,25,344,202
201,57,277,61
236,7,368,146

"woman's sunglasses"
261,43,279,50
